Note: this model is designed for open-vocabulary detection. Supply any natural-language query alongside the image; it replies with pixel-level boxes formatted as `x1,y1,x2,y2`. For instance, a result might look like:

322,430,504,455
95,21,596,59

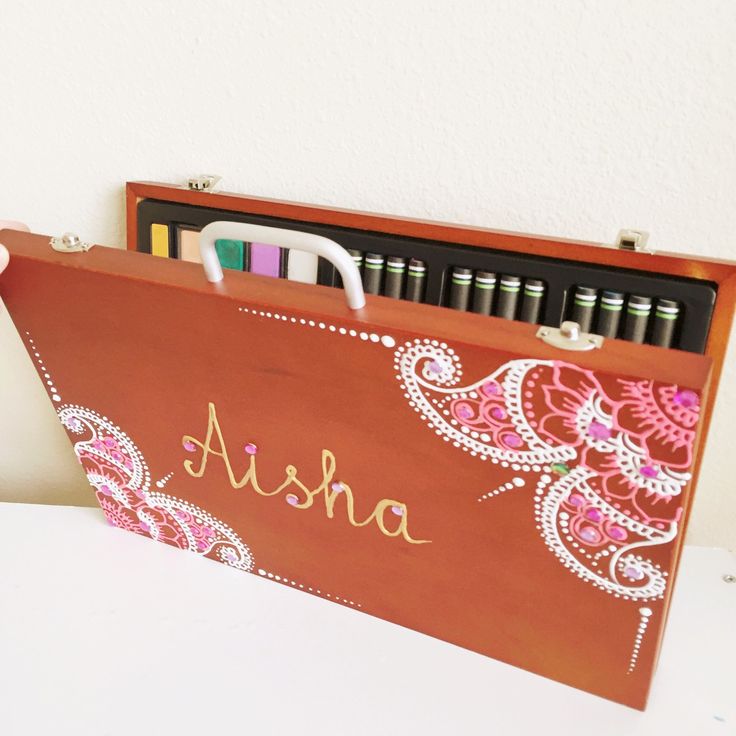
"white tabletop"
0,502,733,735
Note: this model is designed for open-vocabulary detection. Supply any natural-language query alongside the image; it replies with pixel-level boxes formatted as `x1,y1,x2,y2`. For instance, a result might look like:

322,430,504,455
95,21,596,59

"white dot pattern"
237,307,396,348
627,607,654,674
534,467,669,600
155,472,174,489
25,332,61,402
257,568,361,608
394,340,575,466
478,477,525,502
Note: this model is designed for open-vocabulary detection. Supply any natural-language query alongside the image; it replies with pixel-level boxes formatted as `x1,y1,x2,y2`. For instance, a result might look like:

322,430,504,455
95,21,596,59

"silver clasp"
537,321,604,351
50,232,94,253
615,229,652,253
187,174,222,192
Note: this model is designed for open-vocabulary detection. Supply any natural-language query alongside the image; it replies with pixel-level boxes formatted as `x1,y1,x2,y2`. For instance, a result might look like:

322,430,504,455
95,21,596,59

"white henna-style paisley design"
395,338,699,617
58,404,254,572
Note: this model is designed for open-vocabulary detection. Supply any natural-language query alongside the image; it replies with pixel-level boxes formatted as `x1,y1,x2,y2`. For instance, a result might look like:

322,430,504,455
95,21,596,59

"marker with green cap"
348,249,363,273
623,295,652,343
471,271,496,315
570,285,598,332
496,275,522,319
405,258,426,302
449,266,473,311
363,252,384,295
520,279,545,324
596,290,624,337
336,249,363,288
383,256,406,299
651,298,680,348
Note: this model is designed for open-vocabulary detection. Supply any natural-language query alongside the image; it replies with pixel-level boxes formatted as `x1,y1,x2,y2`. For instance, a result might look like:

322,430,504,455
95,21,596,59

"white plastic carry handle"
199,221,366,310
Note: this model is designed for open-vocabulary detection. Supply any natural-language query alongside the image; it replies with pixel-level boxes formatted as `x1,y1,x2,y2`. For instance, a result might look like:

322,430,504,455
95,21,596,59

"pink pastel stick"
249,242,281,278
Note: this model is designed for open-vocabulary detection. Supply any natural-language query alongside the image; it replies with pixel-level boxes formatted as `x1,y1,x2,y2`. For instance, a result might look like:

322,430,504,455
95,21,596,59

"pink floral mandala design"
57,404,254,572
395,339,700,605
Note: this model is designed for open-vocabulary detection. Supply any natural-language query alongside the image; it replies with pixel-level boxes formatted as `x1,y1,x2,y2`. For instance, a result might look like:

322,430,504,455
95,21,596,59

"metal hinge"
537,321,604,351
187,174,222,192
50,232,94,253
615,229,652,253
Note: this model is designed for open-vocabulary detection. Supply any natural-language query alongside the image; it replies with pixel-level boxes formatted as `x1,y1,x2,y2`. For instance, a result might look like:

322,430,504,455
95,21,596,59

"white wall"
0,0,734,547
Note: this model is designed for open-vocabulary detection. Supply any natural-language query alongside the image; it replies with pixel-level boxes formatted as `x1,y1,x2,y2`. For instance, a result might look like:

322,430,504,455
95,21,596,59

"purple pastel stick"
249,242,282,278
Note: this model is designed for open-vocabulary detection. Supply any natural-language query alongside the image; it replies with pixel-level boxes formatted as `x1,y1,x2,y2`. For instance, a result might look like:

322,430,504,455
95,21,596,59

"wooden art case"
1,188,734,710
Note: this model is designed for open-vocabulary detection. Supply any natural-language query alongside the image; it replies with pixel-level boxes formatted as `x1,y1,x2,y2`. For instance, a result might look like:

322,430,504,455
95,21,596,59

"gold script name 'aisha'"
182,402,431,545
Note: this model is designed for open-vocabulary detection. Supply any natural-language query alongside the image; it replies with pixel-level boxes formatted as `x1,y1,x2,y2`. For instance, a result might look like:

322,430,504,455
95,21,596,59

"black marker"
570,286,598,332
405,259,427,302
520,279,545,324
472,271,496,315
363,252,384,295
336,249,363,288
348,249,363,273
623,295,652,343
383,256,406,299
651,299,680,348
449,267,473,311
596,290,624,338
496,275,522,319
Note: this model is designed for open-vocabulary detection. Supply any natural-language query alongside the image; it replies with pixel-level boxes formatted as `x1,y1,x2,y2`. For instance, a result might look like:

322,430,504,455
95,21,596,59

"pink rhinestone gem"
456,403,473,419
588,421,611,440
330,481,344,493
491,407,506,420
640,465,659,478
100,484,112,496
608,526,628,541
624,566,644,581
585,508,603,522
429,360,443,374
391,506,404,516
481,381,500,396
244,443,258,455
183,440,196,452
139,521,150,533
569,494,585,507
502,432,522,448
674,389,698,408
286,494,299,506
580,527,602,544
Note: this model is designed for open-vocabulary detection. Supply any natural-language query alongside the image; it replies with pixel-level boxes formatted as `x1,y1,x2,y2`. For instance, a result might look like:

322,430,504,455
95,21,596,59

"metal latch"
537,321,604,351
615,229,652,253
50,232,94,253
187,174,222,192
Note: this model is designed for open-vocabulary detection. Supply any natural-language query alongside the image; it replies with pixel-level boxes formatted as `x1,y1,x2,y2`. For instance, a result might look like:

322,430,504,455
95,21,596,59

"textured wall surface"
0,1,734,546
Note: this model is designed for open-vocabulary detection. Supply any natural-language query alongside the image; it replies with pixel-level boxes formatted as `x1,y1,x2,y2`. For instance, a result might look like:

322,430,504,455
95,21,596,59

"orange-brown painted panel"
0,231,713,709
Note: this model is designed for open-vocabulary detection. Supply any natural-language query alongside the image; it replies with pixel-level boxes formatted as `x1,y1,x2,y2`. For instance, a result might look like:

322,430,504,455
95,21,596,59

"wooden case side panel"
125,181,736,278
